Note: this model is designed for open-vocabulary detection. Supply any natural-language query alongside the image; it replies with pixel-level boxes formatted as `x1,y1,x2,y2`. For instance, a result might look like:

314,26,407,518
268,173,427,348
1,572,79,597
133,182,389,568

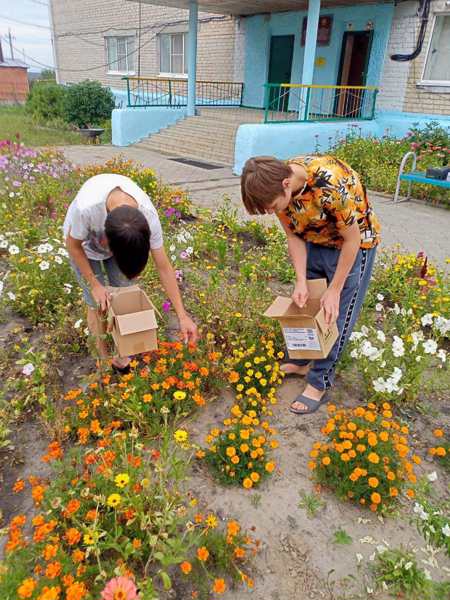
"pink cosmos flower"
100,576,138,600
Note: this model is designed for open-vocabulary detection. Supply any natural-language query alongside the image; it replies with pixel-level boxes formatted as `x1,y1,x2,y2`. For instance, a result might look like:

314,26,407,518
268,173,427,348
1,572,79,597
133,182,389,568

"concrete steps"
134,107,264,166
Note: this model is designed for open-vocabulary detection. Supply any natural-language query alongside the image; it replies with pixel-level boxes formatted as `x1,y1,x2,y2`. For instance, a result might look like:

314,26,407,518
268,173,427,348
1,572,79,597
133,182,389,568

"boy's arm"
66,234,109,310
278,216,309,308
150,246,199,343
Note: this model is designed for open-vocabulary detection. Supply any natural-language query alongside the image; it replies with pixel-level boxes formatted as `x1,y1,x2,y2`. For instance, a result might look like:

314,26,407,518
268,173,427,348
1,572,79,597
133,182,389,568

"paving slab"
61,145,450,267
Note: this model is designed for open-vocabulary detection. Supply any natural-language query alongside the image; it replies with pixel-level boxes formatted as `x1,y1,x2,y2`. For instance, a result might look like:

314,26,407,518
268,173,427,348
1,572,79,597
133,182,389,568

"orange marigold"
17,578,36,599
180,561,192,574
13,479,25,493
212,579,226,594
433,429,444,438
197,546,209,561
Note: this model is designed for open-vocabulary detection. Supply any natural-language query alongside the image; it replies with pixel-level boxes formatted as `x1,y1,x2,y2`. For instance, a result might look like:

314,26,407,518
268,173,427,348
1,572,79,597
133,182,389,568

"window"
422,14,450,84
106,36,135,74
160,33,187,75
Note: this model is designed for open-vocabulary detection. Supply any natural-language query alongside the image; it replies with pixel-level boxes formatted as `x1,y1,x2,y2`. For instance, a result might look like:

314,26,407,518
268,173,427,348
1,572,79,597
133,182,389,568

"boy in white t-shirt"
64,173,198,372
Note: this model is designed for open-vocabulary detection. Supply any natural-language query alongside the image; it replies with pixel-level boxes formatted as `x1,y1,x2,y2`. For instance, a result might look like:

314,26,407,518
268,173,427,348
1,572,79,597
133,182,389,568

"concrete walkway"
61,145,450,267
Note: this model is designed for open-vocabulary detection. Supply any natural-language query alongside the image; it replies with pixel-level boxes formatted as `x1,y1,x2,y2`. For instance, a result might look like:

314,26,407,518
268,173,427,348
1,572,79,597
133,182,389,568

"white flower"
0,239,8,249
376,330,386,343
413,503,429,521
437,349,446,363
404,561,413,571
435,316,450,336
391,367,402,383
423,339,438,355
376,293,384,301
373,377,387,393
376,545,387,554
74,319,83,329
416,356,422,363
7,291,16,301
169,244,176,252
0,280,3,296
22,363,35,376
39,261,50,271
392,336,405,357
356,553,364,564
54,255,63,264
37,244,49,254
393,303,401,315
427,471,438,482
421,313,433,327
8,244,19,255
411,331,424,351
361,325,369,336
171,255,176,261
350,349,359,359
350,331,364,341
442,524,450,537
57,248,69,257
185,246,193,256
375,303,383,312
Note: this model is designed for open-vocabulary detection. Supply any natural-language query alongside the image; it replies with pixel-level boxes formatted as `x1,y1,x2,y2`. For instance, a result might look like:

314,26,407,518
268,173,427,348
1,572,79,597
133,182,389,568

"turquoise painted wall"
243,3,394,108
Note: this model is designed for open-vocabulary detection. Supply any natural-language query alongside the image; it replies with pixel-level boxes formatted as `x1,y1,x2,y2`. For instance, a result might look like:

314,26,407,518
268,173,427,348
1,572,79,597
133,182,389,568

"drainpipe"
187,0,198,117
300,0,321,119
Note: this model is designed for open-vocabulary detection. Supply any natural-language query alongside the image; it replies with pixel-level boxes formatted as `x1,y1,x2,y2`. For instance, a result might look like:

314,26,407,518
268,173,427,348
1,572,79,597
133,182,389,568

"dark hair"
105,206,150,279
241,156,292,214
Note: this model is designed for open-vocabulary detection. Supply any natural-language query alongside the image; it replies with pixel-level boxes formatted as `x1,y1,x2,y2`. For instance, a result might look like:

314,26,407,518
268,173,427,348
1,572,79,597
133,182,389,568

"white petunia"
74,319,83,329
404,562,413,571
356,553,364,564
376,293,384,301
427,471,438,482
413,503,428,521
376,330,386,343
8,244,19,255
39,261,50,271
185,246,193,255
22,363,35,376
437,349,446,363
169,244,176,252
393,303,401,315
375,303,383,312
442,524,450,537
423,339,438,355
54,255,63,264
373,378,387,393
0,239,8,249
7,291,16,301
392,336,405,357
171,255,176,261
421,313,433,327
37,244,49,254
435,316,450,336
350,349,359,359
57,248,69,257
350,331,364,341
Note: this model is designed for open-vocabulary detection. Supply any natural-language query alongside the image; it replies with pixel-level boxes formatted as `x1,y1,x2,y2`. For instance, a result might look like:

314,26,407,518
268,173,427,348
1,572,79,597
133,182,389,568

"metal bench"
393,151,450,203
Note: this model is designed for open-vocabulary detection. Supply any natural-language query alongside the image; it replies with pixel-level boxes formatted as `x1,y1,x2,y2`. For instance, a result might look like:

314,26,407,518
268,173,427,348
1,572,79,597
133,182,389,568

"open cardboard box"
106,285,158,358
264,279,338,360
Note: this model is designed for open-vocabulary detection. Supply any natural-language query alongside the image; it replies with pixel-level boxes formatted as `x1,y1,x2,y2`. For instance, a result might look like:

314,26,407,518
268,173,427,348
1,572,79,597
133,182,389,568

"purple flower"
12,180,21,187
175,269,183,282
180,251,188,260
162,300,171,313
165,207,176,217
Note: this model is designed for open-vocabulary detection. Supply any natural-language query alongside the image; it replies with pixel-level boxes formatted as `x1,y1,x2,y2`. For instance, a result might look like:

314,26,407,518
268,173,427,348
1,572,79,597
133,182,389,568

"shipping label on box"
283,327,321,351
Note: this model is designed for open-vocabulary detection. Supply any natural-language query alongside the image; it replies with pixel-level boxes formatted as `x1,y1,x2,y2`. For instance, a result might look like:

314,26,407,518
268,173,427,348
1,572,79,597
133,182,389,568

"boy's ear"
281,177,291,190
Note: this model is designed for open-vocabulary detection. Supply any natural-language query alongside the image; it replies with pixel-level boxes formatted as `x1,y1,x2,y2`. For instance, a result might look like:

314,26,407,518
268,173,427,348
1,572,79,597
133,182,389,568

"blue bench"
394,151,450,203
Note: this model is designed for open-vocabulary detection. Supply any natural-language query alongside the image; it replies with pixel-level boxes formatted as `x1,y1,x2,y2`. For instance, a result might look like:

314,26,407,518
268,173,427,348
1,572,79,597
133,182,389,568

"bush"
309,402,418,513
63,80,115,128
26,82,67,121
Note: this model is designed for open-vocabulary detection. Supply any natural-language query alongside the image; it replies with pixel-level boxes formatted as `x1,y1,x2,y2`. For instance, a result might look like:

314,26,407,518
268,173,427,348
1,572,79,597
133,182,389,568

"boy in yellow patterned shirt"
241,155,380,415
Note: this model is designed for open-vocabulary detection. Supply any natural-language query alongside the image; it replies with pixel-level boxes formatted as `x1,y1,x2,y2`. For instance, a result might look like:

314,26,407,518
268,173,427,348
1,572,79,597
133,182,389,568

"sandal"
111,362,131,375
289,393,329,415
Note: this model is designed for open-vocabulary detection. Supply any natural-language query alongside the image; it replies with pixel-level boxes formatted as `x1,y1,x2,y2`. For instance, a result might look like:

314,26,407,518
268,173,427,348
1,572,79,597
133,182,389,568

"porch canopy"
131,0,387,116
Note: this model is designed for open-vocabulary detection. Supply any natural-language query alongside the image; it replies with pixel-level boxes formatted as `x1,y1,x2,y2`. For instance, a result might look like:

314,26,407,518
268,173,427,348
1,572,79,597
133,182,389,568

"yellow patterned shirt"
277,155,381,249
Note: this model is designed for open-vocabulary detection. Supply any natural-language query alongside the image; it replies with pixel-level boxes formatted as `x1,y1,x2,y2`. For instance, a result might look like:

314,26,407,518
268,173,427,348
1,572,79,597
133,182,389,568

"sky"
0,0,53,72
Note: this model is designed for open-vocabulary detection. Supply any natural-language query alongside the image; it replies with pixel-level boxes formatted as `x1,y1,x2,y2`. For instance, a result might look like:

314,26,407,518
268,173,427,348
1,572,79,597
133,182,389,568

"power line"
0,14,51,30
27,0,49,6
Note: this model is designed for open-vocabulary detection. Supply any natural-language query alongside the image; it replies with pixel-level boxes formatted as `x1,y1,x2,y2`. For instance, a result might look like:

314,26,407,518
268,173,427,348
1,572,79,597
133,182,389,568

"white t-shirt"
63,173,164,261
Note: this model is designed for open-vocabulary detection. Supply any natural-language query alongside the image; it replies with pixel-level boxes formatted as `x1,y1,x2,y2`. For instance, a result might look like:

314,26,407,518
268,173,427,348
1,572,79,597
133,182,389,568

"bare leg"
280,363,311,376
86,307,129,368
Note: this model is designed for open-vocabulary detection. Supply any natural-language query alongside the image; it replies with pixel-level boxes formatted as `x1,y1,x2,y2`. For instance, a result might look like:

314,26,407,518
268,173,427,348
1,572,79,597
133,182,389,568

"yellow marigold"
436,447,447,457
433,429,444,438
17,578,37,599
347,422,357,431
379,431,389,442
308,461,316,470
340,453,350,462
368,452,380,464
368,477,379,488
226,447,236,457
250,472,260,483
240,429,250,440
387,471,396,481
322,456,331,466
240,443,249,453
412,455,421,465
342,440,352,450
356,444,366,453
228,371,240,383
231,455,240,465
265,462,275,473
243,477,253,489
367,433,377,447
406,489,415,499
371,492,381,504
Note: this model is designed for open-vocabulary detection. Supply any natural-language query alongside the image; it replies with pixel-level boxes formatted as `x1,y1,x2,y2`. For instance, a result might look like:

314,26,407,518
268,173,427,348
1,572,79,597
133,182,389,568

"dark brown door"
336,31,373,117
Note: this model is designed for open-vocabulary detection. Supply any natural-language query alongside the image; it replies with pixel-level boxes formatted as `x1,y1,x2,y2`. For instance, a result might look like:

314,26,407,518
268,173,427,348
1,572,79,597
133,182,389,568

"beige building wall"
50,0,241,90
378,0,450,115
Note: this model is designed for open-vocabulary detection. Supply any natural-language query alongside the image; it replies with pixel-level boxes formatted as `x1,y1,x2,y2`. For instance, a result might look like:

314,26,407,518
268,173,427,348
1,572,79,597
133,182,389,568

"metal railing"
123,76,244,108
264,83,378,123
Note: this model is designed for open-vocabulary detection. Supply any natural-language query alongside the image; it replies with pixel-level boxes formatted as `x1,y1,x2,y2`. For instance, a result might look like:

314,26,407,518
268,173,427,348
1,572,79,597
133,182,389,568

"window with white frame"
106,36,135,74
160,33,187,75
422,14,450,84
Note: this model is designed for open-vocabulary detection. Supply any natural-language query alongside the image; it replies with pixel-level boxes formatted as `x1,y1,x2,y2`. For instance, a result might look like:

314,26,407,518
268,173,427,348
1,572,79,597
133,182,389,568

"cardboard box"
264,279,339,360
106,285,158,358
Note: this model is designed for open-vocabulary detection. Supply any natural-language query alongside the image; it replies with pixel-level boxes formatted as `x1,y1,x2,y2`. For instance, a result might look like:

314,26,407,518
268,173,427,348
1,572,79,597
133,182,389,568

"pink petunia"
100,576,138,600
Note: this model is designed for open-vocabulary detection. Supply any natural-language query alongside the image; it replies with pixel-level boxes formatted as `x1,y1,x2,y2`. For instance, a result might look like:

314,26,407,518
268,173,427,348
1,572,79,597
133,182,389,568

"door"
336,31,373,117
267,35,294,112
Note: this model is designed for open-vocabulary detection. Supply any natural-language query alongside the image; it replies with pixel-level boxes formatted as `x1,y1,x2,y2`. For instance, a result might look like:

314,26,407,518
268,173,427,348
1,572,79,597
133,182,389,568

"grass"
0,105,111,146
298,490,326,518
332,528,353,545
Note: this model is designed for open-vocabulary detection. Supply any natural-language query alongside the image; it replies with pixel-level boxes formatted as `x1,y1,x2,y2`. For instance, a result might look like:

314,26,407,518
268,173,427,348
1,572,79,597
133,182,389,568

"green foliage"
63,80,115,128
332,528,352,545
298,490,326,518
26,81,67,121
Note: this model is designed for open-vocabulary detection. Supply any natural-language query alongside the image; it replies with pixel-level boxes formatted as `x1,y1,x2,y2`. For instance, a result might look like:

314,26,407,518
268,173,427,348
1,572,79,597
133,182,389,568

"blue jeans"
288,242,377,391
71,256,133,308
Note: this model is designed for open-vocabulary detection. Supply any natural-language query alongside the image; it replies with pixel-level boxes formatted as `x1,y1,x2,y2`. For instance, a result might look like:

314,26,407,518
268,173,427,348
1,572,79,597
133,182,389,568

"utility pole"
8,28,14,59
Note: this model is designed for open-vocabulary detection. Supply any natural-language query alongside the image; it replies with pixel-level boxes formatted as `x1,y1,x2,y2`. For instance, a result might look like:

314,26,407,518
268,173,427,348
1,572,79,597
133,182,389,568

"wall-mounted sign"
302,15,333,46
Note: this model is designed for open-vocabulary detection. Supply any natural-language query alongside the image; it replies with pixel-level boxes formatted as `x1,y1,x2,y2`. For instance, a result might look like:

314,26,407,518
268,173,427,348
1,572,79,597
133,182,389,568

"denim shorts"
70,256,133,308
